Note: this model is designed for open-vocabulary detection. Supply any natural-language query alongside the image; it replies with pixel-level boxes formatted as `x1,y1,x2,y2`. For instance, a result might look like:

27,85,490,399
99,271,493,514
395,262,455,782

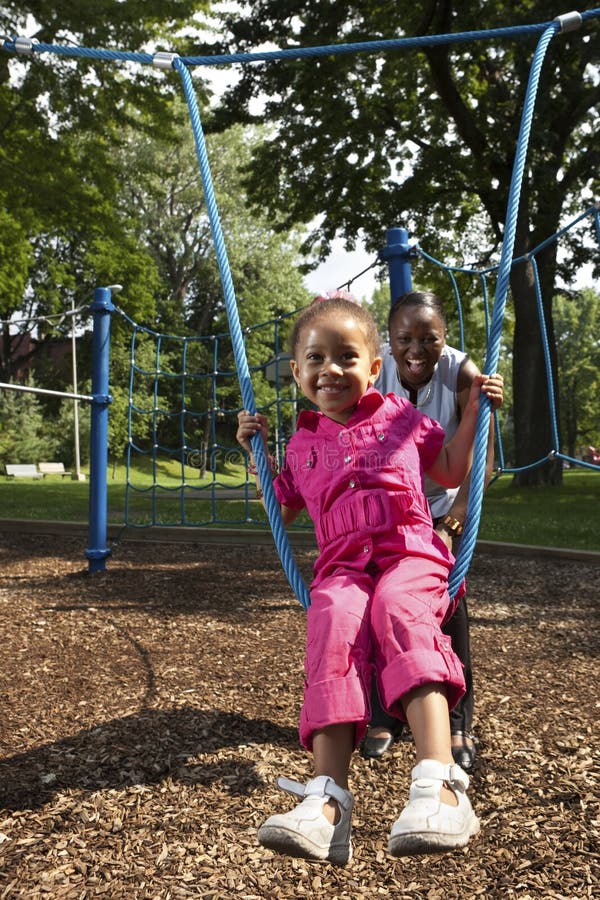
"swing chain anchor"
153,51,180,70
13,36,39,54
553,12,582,33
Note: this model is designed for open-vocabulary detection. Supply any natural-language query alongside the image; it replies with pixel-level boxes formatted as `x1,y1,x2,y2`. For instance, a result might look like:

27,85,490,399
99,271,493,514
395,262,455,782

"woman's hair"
290,296,381,358
388,290,448,332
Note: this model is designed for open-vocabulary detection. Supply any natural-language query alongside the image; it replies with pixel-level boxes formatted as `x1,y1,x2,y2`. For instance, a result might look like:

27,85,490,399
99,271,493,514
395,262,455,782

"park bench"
4,464,44,480
38,462,72,478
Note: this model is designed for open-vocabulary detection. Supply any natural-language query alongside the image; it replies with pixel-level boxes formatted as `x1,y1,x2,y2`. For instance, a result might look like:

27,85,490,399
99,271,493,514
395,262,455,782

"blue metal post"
85,286,114,573
379,226,413,305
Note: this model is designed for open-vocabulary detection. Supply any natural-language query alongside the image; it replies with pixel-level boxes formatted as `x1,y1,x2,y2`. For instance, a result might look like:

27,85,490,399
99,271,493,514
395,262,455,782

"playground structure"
1,15,599,895
1,11,599,596
2,203,598,581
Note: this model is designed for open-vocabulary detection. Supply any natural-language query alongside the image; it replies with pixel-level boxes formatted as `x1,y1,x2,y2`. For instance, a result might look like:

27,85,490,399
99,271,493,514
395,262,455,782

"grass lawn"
0,466,598,552
480,468,599,551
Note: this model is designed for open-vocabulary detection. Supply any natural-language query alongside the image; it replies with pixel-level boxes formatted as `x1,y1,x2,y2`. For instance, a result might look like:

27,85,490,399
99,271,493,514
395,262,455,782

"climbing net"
117,303,306,530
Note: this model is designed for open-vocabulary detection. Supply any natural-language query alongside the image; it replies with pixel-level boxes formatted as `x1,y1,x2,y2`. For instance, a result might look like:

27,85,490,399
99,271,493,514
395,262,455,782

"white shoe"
388,759,480,856
257,775,353,865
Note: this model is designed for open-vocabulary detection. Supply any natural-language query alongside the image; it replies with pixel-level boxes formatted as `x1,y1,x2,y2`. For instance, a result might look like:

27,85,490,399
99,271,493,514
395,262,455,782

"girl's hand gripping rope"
237,411,276,502
236,410,269,454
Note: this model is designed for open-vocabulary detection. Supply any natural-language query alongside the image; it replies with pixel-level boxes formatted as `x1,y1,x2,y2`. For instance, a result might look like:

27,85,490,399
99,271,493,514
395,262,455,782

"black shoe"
360,733,395,759
451,731,477,770
359,726,404,760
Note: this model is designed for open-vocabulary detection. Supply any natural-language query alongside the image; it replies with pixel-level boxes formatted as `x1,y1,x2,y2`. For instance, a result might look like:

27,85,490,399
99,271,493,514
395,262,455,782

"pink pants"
299,555,465,751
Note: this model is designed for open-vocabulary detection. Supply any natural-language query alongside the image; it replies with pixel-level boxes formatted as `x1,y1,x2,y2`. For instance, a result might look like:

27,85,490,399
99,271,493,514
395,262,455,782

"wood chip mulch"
0,531,598,899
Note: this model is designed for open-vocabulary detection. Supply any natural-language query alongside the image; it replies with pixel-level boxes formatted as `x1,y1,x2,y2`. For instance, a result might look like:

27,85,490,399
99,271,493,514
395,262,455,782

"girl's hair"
290,297,381,358
388,290,448,332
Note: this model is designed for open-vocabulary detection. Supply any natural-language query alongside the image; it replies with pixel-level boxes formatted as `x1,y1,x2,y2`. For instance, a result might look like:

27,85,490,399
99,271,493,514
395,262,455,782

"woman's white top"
376,343,467,519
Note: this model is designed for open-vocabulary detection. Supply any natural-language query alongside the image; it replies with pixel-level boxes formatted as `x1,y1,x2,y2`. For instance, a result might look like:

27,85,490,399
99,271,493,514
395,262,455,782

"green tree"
0,381,49,463
554,288,600,459
0,0,213,377
52,388,92,470
116,111,311,333
209,0,600,485
113,116,312,447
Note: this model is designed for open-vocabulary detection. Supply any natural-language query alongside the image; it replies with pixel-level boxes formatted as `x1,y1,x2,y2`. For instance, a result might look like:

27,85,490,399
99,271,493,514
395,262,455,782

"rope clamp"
14,36,38,54
553,12,582,33
153,51,179,70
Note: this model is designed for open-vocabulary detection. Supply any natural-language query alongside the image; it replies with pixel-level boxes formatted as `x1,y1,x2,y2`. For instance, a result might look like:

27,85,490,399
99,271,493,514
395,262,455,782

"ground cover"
0,531,597,898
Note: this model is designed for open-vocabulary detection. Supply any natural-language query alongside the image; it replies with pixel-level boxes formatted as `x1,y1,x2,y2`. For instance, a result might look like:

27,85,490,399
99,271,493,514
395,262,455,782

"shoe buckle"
411,759,470,792
448,764,470,791
276,775,352,810
276,776,308,799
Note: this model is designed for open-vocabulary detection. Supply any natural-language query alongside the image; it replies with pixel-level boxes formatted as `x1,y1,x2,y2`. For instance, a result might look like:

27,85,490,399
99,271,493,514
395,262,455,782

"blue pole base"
85,546,112,573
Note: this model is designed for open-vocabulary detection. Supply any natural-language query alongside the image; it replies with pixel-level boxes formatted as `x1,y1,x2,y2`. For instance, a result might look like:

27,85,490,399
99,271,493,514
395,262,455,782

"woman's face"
388,304,446,389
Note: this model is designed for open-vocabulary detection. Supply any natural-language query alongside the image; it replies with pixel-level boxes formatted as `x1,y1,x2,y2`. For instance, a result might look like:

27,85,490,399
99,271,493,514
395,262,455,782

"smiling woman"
384,291,448,404
363,289,504,769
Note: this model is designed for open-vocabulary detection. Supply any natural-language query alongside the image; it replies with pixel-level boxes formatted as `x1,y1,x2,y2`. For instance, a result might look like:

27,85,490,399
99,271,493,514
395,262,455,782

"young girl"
236,297,503,865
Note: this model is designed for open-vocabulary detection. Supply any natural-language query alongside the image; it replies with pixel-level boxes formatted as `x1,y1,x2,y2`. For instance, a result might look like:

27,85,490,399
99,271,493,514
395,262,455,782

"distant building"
0,332,74,382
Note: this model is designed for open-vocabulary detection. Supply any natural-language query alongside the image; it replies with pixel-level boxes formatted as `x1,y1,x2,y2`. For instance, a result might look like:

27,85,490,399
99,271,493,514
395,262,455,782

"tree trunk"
1,323,10,383
510,240,562,487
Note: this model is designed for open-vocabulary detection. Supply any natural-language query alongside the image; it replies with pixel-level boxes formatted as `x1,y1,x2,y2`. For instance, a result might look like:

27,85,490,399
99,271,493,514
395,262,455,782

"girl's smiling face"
389,304,446,389
290,312,382,424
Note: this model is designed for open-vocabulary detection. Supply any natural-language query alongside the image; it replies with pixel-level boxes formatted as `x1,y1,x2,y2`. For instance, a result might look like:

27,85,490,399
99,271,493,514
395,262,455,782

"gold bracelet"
441,514,464,535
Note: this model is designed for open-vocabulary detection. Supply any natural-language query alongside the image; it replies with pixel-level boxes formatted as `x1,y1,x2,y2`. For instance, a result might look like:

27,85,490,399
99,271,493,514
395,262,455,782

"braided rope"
448,20,560,596
5,10,599,69
174,58,310,609
530,255,561,450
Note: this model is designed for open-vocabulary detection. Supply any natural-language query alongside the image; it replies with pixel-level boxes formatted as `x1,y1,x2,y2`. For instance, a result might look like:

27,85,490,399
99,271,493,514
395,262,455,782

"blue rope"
530,255,561,450
0,21,565,68
4,11,599,68
449,19,560,596
173,57,310,609
446,268,465,352
179,23,556,65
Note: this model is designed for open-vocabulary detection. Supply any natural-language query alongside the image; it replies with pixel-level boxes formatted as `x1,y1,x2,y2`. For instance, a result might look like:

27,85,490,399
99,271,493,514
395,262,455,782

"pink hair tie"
312,288,359,305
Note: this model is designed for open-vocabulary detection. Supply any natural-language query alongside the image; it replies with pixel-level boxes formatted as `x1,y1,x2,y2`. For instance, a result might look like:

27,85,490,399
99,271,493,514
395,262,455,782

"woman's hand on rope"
236,410,269,454
466,373,504,414
485,373,504,411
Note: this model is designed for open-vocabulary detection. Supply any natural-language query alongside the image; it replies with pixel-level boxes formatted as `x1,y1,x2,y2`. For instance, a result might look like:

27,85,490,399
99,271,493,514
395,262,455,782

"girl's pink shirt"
274,387,455,586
